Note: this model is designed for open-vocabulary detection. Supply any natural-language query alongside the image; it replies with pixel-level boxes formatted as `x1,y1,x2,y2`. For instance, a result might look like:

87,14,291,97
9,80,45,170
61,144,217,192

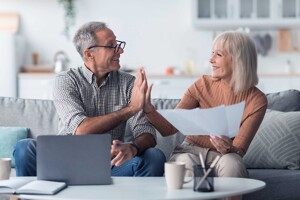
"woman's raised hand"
142,68,155,114
128,68,147,114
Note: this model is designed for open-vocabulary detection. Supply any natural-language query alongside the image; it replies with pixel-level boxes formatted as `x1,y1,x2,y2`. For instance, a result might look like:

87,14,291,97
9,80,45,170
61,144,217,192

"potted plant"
58,0,76,39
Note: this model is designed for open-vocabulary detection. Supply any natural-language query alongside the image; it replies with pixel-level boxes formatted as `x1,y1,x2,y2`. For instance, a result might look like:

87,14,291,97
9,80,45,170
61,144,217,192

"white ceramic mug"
0,158,12,180
164,161,193,189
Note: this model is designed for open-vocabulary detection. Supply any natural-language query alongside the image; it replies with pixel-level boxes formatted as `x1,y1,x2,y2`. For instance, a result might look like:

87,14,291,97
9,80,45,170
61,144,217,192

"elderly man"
14,21,165,177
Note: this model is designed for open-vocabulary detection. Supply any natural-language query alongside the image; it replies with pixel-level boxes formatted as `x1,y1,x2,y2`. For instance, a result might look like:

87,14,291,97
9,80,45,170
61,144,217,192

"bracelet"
230,146,242,156
130,142,140,156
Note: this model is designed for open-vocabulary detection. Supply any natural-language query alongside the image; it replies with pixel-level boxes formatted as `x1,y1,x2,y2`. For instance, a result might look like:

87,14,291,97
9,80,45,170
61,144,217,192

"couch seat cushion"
245,169,300,200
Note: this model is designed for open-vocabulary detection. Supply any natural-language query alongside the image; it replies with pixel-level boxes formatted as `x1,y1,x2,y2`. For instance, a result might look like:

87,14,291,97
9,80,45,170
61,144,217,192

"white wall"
0,0,300,74
0,0,213,74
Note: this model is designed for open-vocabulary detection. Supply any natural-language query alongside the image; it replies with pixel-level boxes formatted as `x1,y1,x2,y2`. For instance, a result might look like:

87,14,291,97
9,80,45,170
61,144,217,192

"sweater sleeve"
232,92,267,156
183,87,268,156
145,110,178,136
146,80,200,137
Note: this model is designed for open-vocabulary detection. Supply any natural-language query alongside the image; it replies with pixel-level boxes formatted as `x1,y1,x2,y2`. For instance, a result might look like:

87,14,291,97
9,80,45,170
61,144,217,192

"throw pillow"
0,127,29,167
243,110,300,169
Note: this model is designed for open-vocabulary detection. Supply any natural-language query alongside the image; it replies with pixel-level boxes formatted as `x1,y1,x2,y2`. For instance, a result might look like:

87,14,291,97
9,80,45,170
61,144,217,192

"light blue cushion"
0,127,29,167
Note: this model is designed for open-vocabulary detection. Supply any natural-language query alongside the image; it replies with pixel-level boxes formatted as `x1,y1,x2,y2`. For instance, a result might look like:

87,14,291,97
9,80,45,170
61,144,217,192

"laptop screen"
37,134,112,185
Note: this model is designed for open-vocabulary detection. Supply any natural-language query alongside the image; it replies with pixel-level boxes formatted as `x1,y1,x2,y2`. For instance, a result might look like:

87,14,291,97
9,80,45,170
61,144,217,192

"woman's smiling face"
210,43,233,84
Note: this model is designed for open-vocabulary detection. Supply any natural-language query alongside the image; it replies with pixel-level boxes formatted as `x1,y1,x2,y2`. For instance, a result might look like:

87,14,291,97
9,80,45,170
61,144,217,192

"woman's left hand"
210,135,233,155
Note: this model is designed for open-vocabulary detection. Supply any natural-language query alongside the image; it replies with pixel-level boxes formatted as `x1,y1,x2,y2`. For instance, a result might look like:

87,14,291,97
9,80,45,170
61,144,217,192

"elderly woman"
143,31,267,178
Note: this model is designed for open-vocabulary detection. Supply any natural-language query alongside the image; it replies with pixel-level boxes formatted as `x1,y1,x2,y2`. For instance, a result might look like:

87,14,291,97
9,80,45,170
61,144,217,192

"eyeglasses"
87,40,126,53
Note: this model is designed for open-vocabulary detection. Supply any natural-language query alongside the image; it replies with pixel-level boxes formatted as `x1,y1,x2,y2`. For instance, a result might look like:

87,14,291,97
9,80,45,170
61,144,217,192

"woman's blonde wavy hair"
212,31,258,93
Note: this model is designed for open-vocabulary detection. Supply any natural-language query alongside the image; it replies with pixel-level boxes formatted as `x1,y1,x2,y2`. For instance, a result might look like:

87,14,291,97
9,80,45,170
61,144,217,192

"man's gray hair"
212,31,258,93
73,22,108,60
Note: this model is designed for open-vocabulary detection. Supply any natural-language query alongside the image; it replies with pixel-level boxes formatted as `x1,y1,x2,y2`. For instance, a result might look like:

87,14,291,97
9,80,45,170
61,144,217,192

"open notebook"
0,178,66,195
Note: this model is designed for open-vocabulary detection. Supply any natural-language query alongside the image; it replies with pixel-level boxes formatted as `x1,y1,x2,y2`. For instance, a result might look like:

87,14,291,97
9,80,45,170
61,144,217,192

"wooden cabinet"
193,0,300,30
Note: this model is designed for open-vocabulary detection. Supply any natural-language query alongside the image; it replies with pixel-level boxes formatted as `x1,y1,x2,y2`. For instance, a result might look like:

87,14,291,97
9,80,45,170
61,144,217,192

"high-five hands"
143,69,155,114
210,135,233,155
128,68,147,114
128,68,155,114
110,140,138,167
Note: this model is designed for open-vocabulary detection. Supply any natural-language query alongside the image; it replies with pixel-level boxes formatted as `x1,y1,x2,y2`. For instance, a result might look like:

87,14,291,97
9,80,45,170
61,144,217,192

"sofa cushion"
0,127,28,167
243,110,300,169
266,89,300,112
151,98,180,110
151,98,184,159
0,97,59,138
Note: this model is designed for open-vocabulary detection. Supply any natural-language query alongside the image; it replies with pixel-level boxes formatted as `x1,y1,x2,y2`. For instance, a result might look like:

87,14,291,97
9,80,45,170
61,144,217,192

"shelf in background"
258,73,300,77
21,65,53,73
18,71,300,99
18,72,300,78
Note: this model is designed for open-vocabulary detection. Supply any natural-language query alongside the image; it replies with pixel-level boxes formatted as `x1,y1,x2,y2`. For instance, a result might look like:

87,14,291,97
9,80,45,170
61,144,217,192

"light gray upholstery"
151,99,184,159
244,110,300,169
0,97,59,138
1,89,300,200
266,89,300,112
245,89,300,200
246,169,300,200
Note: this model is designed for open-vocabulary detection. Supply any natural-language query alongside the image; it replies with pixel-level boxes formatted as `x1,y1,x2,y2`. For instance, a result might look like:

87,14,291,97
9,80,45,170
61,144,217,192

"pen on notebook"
196,155,220,191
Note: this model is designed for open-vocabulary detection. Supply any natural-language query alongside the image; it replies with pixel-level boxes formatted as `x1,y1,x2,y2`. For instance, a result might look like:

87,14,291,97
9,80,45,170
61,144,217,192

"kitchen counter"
18,72,300,77
18,72,300,99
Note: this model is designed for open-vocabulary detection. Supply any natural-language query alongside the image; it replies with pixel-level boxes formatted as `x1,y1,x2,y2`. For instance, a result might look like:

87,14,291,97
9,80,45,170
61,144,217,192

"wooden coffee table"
11,177,265,200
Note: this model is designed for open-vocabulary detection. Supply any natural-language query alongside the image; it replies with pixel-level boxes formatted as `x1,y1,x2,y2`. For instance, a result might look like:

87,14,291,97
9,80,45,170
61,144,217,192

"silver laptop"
37,134,112,185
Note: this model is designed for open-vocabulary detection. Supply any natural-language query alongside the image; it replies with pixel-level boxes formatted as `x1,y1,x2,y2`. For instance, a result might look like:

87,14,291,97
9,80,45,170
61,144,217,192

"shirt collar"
81,65,94,84
81,65,112,86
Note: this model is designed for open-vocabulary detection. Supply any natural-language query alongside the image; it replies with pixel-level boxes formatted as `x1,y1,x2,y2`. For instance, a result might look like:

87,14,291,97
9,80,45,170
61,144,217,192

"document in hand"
0,178,66,195
157,101,245,137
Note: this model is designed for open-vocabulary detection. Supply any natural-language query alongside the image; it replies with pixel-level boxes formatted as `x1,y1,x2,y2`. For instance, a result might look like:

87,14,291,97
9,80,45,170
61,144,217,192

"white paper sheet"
157,101,245,137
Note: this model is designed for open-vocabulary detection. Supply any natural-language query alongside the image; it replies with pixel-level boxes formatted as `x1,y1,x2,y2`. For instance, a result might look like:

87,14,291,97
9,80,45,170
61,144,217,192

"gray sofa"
1,89,300,200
